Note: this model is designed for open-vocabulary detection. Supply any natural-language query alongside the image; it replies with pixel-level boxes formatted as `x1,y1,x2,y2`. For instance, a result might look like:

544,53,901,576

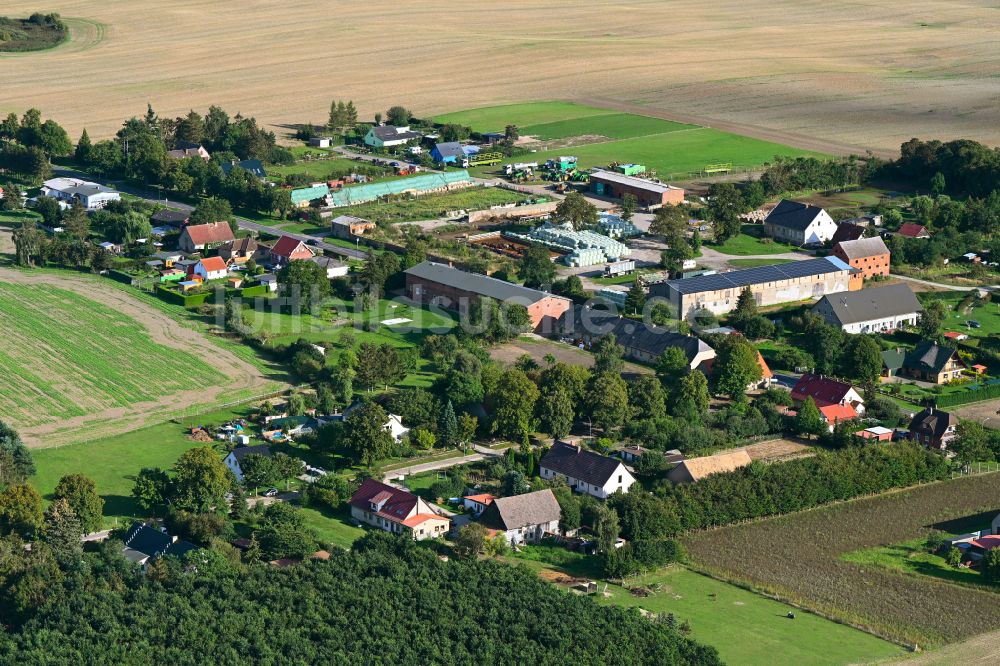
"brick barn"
589,169,684,208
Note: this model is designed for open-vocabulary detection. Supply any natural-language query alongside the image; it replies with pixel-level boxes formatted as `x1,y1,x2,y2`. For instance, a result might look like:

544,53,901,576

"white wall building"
539,442,635,499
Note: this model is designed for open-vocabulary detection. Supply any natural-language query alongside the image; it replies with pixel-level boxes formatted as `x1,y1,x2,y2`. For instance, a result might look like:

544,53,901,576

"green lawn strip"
433,101,613,132
520,113,697,140
0,209,42,228
323,187,534,224
841,537,997,591
297,505,365,550
728,258,797,268
710,225,800,256
504,551,902,666
30,406,247,527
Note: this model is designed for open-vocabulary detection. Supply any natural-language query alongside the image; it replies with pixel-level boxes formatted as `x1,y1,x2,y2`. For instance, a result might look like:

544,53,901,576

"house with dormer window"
348,479,450,540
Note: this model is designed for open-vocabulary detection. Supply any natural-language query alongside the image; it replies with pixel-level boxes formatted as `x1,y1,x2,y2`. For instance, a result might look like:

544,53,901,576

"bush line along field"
0,282,222,428
435,102,827,177
683,473,1000,648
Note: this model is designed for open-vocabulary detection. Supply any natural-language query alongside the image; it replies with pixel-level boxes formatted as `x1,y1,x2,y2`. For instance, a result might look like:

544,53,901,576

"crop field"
519,113,695,141
0,268,279,447
683,473,1000,648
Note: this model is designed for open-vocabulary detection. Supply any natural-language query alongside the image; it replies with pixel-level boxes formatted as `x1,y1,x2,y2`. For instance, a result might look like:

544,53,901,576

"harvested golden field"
1,0,998,153
683,473,1000,648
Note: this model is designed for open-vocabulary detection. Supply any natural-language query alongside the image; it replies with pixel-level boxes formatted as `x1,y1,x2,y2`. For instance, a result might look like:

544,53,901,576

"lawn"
0,209,41,228
519,113,697,141
842,536,996,591
728,258,797,268
709,225,799,256
433,101,614,132
297,505,365,550
683,473,1000,646
267,156,380,180
919,291,1000,338
0,282,223,429
30,406,246,526
323,186,535,224
505,547,902,666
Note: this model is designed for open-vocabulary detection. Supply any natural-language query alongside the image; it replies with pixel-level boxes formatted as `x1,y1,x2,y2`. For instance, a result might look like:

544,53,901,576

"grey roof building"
220,159,266,179
480,489,561,534
812,283,921,332
833,236,890,261
122,521,199,565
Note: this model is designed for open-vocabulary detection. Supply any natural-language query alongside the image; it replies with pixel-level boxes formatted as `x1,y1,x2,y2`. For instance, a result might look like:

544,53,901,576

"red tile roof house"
791,373,866,416
191,256,230,281
349,479,450,540
462,493,495,516
896,223,930,239
268,235,315,266
178,222,235,253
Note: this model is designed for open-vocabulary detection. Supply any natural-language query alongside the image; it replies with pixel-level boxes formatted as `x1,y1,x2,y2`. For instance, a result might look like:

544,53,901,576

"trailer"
465,151,503,167
604,260,636,277
505,162,539,175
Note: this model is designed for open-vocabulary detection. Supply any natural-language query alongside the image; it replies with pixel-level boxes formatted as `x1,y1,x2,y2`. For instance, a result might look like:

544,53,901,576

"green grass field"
297,505,365,550
0,209,41,229
322,186,535,224
267,156,381,180
842,536,996,591
0,283,224,428
439,101,826,179
519,113,696,140
30,406,245,526
711,226,799,256
506,551,902,666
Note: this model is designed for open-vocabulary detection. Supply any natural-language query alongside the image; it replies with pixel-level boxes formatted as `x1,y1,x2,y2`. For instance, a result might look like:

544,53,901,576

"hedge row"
106,269,135,285
936,382,1000,407
155,285,214,307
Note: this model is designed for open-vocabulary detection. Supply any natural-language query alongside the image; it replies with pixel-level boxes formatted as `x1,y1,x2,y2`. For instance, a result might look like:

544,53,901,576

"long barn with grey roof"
650,256,854,319
405,261,571,333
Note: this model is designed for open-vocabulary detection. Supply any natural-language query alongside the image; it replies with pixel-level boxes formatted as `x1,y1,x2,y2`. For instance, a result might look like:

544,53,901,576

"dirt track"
0,268,282,448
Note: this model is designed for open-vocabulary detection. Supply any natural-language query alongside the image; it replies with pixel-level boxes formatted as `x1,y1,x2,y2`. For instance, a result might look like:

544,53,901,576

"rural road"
53,167,369,261
380,444,508,484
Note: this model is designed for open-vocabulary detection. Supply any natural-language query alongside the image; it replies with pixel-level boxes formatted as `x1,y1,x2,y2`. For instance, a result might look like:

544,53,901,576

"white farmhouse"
812,284,922,334
539,442,635,499
41,177,121,210
763,199,838,246
364,125,421,148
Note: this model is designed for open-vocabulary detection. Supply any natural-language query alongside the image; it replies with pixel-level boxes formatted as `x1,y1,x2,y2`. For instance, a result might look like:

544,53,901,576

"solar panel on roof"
665,257,845,294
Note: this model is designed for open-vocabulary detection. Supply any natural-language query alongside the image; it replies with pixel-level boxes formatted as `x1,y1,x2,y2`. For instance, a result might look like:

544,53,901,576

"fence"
950,461,1000,479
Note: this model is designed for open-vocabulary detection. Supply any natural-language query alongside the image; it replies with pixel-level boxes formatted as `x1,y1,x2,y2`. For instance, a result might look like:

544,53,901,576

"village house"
167,141,210,161
896,223,930,239
309,255,349,279
462,493,495,516
812,284,922,334
830,222,866,245
331,215,377,240
791,373,865,415
666,449,753,484
191,256,229,281
832,236,891,287
479,489,562,546
41,177,121,210
348,479,450,540
309,136,332,148
762,200,838,245
892,341,966,384
908,407,958,449
559,308,716,371
150,209,190,228
539,441,635,499
218,237,259,264
122,521,199,566
178,222,235,253
255,273,278,292
405,261,572,334
220,159,266,179
364,125,421,148
223,444,273,482
651,256,854,319
268,236,314,266
589,169,684,208
855,426,894,442
430,142,467,164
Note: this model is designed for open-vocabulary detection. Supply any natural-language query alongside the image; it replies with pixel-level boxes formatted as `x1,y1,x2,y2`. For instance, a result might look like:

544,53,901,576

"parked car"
263,488,279,497
968,320,981,329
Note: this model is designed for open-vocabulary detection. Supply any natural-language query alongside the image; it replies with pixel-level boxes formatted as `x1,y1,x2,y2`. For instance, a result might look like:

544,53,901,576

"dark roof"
480,489,561,532
229,444,273,463
220,159,266,178
831,222,866,245
163,540,200,559
151,209,190,226
405,261,568,306
432,142,465,159
905,341,960,375
898,223,929,238
175,141,204,151
882,348,906,372
123,522,172,557
834,236,889,260
222,236,259,255
560,309,713,362
655,257,851,296
371,125,421,142
539,442,625,487
348,479,419,525
909,407,957,437
791,373,858,407
814,284,921,325
763,199,828,231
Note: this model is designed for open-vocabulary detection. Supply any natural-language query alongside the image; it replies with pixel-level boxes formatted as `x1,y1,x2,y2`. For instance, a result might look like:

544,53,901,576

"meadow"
506,550,903,666
709,225,800,256
683,473,1000,647
0,282,222,429
317,186,535,225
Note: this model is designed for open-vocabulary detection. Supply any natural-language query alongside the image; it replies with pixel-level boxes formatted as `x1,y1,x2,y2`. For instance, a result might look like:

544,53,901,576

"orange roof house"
819,402,859,429
348,479,449,540
178,222,235,253
897,223,930,239
270,236,315,264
